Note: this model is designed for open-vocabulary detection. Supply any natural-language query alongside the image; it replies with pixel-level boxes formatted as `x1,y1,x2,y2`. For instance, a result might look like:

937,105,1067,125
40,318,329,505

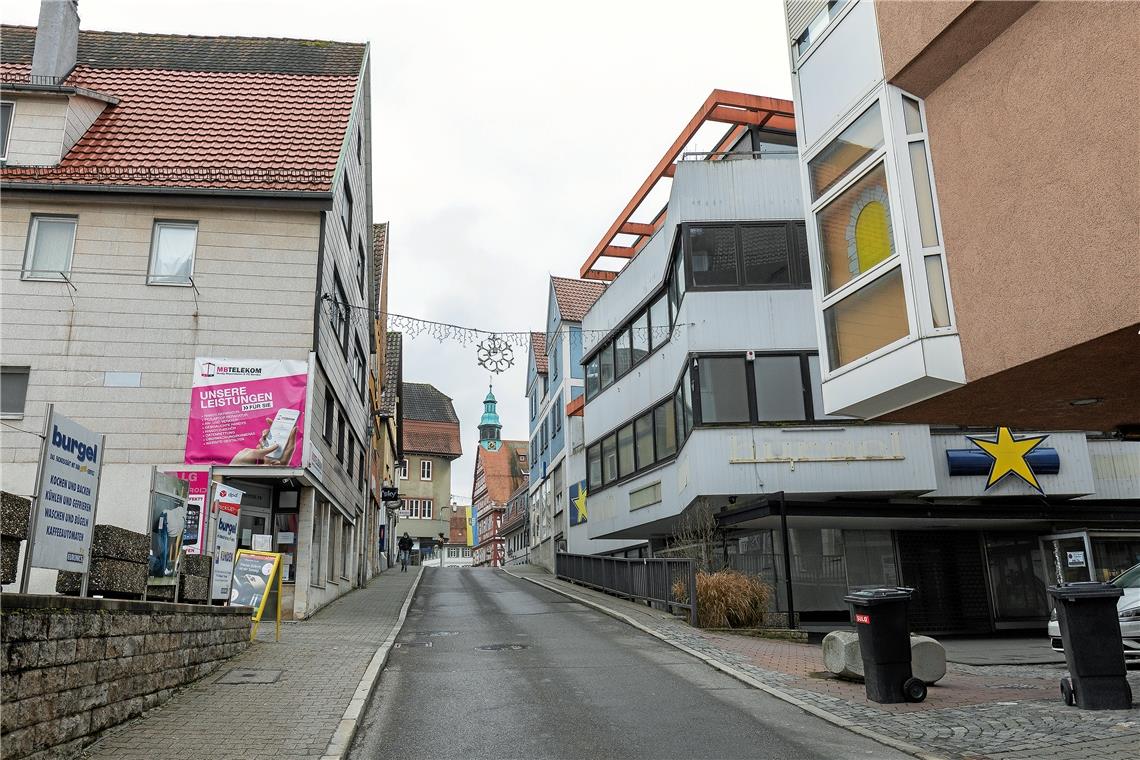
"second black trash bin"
1048,582,1132,710
844,587,926,703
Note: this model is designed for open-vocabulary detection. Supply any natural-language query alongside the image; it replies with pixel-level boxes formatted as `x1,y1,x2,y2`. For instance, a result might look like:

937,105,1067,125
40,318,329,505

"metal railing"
555,552,698,626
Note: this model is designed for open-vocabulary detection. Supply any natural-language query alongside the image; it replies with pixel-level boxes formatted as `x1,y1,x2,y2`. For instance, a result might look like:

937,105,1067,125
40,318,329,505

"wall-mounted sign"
569,480,587,526
1067,551,1087,568
185,358,308,467
381,486,399,502
26,406,104,577
966,427,1051,493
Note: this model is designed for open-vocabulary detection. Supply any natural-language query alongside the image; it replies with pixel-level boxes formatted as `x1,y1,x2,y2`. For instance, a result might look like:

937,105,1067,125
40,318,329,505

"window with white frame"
420,459,432,481
22,215,77,280
147,221,197,285
398,458,409,479
0,101,14,160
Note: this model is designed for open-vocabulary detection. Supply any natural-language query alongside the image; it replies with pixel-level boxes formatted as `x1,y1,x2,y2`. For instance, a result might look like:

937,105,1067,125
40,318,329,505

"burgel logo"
51,425,99,463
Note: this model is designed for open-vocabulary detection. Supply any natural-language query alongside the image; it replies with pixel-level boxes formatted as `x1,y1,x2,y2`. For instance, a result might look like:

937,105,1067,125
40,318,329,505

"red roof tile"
530,331,548,374
403,419,462,459
552,276,607,322
0,27,363,193
474,441,529,504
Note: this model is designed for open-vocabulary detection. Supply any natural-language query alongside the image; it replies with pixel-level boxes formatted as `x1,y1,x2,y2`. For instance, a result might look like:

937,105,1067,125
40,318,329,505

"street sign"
381,486,399,502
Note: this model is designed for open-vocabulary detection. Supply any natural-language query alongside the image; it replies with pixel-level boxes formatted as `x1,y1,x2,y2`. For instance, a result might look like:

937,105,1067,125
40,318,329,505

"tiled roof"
530,332,548,375
551,276,607,322
372,222,388,307
403,383,460,424
475,440,529,504
0,26,363,192
379,332,401,418
403,419,462,459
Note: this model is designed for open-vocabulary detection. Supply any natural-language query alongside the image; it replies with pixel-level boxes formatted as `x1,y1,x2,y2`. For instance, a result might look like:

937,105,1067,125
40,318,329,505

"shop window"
310,502,325,585
634,413,655,469
824,267,909,370
817,162,895,294
808,101,883,201
696,357,750,424
689,226,739,287
753,355,807,422
327,512,338,581
617,424,635,478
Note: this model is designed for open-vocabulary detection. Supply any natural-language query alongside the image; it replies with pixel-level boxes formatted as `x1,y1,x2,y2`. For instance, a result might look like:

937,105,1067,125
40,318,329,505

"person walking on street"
398,532,413,572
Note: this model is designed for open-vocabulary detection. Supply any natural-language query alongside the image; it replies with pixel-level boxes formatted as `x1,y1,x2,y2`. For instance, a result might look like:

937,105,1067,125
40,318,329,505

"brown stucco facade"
872,0,1140,431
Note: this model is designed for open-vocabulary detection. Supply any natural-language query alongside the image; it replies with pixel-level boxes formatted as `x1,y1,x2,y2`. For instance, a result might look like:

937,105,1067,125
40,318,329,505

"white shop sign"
27,406,104,576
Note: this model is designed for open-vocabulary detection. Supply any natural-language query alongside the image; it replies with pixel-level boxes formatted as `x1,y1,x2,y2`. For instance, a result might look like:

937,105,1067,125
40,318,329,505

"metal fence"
555,552,698,627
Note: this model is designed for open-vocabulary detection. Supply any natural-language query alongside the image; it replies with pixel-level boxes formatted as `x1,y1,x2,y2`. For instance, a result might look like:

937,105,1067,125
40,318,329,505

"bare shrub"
673,570,773,629
668,500,722,572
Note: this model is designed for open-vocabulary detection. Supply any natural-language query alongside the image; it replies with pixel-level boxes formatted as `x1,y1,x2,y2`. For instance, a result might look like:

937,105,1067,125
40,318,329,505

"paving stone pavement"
508,566,1140,760
80,568,420,760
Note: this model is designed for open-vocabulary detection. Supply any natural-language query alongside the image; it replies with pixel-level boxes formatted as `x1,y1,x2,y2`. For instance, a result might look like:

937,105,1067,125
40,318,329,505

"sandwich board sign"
230,549,283,641
21,404,105,593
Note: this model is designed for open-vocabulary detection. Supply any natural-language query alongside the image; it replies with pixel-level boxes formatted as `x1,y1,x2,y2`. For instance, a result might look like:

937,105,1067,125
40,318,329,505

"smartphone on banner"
264,408,300,461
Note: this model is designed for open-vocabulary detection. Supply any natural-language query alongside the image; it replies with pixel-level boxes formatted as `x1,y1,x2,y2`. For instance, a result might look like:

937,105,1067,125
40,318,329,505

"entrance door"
897,531,992,634
232,481,273,551
984,533,1049,625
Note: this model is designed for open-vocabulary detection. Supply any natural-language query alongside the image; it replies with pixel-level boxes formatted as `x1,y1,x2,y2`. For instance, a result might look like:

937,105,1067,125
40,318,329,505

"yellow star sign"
573,486,588,523
967,427,1050,493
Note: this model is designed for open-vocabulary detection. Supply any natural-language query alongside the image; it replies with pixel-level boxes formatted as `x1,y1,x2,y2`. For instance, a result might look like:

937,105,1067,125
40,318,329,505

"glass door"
984,533,1049,624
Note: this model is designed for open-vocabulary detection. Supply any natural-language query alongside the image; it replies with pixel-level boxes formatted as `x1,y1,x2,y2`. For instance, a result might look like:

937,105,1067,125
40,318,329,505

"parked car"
1049,562,1140,659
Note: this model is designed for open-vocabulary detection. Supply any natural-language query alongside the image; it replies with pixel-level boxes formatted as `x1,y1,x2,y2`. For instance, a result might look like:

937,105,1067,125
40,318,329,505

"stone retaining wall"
1,594,251,759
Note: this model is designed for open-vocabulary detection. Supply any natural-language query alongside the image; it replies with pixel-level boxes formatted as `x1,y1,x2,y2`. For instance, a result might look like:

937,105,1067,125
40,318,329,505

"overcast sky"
9,0,793,499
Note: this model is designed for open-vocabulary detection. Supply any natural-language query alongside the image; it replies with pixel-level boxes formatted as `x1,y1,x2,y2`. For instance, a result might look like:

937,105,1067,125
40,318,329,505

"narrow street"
349,568,909,760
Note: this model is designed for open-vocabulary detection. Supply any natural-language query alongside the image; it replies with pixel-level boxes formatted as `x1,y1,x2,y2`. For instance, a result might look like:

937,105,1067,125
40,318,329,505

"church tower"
478,383,503,451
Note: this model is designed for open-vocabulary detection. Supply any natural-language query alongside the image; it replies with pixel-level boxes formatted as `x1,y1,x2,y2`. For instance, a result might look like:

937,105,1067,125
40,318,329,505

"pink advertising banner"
185,358,307,468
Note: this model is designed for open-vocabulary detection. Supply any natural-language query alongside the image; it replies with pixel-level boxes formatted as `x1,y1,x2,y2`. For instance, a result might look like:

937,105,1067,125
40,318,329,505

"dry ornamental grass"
674,569,773,629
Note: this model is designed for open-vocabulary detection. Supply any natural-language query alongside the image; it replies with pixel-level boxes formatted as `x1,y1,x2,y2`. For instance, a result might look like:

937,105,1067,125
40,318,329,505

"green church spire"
479,381,502,451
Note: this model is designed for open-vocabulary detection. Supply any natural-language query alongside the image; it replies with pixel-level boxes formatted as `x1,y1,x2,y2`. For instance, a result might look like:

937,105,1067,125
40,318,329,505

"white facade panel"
795,0,884,150
1079,440,1140,502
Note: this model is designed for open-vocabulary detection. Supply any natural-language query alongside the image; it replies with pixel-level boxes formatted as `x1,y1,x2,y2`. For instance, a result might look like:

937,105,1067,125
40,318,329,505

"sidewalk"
80,568,421,760
506,566,1140,760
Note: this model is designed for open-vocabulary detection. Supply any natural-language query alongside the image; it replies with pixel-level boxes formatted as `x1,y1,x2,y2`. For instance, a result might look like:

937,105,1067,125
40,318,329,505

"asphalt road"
349,568,910,760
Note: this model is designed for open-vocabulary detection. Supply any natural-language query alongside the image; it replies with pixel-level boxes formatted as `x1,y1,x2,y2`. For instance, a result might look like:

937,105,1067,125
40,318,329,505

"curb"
321,567,424,760
504,568,945,760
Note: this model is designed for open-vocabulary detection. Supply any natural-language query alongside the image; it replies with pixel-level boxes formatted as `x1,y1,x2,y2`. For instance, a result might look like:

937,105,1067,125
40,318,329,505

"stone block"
57,558,147,597
911,634,947,684
104,634,145,659
1,535,21,585
1,491,31,539
179,574,210,601
821,630,946,684
89,524,149,562
180,553,212,578
822,630,863,680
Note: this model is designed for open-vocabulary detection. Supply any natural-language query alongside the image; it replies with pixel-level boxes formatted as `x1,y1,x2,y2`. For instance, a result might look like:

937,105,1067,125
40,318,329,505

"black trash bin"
1048,582,1132,710
844,587,926,703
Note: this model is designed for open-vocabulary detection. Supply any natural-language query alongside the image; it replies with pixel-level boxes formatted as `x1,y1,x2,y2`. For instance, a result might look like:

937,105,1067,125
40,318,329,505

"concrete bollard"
823,630,946,684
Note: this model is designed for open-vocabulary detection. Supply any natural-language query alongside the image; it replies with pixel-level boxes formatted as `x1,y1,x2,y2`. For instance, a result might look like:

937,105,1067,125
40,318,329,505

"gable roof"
0,25,364,193
379,332,401,418
475,440,530,504
403,419,462,459
529,331,548,375
402,382,460,424
551,276,607,322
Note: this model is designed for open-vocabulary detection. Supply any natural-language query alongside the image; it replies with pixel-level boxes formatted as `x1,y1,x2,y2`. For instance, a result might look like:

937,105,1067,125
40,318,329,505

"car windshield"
1112,563,1140,588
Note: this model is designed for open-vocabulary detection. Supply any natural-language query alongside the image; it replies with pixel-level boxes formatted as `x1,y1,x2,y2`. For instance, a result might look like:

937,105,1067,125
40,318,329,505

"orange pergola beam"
566,395,585,418
580,90,794,279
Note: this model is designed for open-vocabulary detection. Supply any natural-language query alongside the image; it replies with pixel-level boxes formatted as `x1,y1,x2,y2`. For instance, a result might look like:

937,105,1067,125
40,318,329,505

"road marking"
321,567,424,760
503,568,945,760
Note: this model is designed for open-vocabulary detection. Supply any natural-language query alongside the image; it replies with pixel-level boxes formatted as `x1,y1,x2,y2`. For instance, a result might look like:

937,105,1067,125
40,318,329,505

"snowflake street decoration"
477,335,515,374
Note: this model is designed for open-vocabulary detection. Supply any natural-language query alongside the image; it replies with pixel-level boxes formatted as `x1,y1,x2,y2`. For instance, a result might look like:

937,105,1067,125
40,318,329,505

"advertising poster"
165,468,210,554
29,407,104,574
230,549,281,618
211,483,244,600
148,471,188,583
185,358,307,467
